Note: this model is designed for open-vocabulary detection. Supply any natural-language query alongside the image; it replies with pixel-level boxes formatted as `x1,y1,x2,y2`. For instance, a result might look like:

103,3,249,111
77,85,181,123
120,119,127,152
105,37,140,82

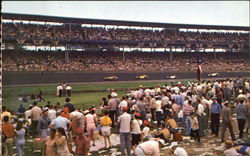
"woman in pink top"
84,109,97,146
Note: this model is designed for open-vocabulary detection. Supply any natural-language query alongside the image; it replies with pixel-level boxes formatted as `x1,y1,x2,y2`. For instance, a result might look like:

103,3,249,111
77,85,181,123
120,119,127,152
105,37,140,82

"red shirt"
2,123,15,138
75,135,90,155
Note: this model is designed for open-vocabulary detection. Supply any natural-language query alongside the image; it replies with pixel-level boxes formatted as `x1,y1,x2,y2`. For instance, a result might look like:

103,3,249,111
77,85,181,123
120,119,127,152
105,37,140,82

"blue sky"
2,1,249,26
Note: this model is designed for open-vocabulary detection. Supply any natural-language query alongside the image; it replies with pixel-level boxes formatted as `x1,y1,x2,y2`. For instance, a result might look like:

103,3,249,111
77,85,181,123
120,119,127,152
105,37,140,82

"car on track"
208,73,220,77
103,76,118,81
136,75,149,79
166,75,177,79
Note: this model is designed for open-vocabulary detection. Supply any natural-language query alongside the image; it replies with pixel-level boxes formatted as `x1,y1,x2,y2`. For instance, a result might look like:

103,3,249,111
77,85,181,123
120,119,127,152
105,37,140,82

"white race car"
208,73,220,77
166,75,177,79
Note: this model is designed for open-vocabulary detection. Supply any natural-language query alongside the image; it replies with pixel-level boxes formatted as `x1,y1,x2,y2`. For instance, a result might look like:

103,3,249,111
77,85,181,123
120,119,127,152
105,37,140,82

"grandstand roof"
2,12,250,31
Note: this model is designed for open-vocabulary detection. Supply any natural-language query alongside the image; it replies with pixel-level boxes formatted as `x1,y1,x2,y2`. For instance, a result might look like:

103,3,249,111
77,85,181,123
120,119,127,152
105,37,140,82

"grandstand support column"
170,46,173,61
213,47,216,59
123,45,125,62
65,44,69,63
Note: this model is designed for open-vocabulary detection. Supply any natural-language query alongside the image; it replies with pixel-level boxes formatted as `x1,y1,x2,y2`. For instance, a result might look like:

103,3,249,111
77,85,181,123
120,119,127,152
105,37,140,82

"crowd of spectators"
3,22,249,44
2,51,250,72
2,77,250,156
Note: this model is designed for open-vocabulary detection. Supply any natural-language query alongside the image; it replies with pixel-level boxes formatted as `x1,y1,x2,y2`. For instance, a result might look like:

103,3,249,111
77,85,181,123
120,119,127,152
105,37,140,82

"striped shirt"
183,103,193,115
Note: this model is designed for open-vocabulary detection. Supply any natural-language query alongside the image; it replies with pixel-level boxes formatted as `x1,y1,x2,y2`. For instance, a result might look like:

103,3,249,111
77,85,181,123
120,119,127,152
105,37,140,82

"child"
190,112,200,143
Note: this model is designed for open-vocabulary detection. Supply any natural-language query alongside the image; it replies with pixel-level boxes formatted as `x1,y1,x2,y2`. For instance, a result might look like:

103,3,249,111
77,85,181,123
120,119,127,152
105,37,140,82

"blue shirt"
52,116,70,131
211,102,221,114
174,95,181,106
235,103,247,120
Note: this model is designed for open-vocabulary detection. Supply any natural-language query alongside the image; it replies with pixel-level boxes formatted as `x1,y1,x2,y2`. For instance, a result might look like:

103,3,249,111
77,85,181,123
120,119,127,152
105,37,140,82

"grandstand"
2,13,250,75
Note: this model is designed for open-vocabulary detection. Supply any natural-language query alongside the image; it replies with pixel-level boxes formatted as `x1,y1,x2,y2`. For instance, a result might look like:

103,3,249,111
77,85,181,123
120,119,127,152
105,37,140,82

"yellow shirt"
100,115,112,126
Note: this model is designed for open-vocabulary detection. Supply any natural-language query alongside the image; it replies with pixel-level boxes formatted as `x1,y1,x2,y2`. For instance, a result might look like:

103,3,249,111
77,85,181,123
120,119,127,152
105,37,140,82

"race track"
3,71,250,86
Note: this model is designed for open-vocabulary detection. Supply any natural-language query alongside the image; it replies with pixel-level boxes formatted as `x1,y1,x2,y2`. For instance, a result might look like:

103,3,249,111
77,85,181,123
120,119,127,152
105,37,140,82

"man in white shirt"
118,107,132,156
57,84,63,97
66,85,72,97
169,142,188,156
201,96,210,131
70,108,83,120
196,99,205,136
155,100,162,127
48,105,57,122
118,96,128,113
51,112,70,131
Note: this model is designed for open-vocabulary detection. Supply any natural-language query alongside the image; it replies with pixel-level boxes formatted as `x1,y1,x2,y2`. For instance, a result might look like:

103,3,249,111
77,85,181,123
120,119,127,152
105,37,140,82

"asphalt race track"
3,71,250,86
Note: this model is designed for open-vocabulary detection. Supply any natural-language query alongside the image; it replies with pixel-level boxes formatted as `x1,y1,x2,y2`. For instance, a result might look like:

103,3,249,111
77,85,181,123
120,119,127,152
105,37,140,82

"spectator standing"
100,111,112,148
107,95,117,127
221,102,236,142
149,95,156,121
57,84,63,97
48,105,57,122
55,128,71,156
118,107,132,156
66,85,72,97
118,96,128,115
64,98,75,113
190,112,200,143
210,97,221,137
51,112,70,131
137,97,147,120
155,100,162,127
85,109,97,146
196,100,205,136
235,99,247,138
44,129,57,156
31,101,42,138
131,114,142,153
15,121,26,156
37,108,51,140
2,116,15,156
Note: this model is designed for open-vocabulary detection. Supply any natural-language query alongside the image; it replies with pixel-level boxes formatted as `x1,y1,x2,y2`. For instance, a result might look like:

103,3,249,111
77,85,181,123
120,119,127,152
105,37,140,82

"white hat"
42,107,49,113
170,142,178,148
158,139,165,146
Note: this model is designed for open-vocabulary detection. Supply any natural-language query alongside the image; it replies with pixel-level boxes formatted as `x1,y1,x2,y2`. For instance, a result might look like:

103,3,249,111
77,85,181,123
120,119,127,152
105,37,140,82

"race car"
103,76,118,81
208,73,220,77
166,75,177,79
136,75,149,79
